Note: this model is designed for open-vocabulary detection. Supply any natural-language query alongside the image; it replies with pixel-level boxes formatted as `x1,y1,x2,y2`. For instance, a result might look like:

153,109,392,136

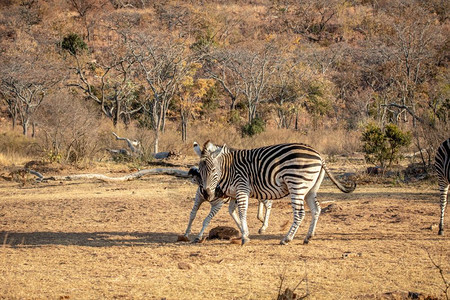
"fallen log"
44,168,189,182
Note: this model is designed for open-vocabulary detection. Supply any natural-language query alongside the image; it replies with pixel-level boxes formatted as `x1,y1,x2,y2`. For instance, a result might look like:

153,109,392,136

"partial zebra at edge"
435,137,450,235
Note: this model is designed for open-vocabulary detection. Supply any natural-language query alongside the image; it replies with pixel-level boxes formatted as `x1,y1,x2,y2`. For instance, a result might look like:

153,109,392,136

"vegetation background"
0,0,448,167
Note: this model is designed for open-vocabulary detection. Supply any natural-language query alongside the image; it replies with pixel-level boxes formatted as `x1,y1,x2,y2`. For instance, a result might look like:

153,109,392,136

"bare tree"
64,33,142,127
268,0,341,42
268,59,309,130
0,43,60,137
204,49,241,112
1,78,46,136
224,45,279,123
130,34,194,153
380,4,440,126
67,0,104,41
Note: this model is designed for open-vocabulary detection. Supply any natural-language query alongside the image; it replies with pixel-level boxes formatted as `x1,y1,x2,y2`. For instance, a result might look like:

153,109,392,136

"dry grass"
0,131,40,166
0,157,449,299
172,123,361,157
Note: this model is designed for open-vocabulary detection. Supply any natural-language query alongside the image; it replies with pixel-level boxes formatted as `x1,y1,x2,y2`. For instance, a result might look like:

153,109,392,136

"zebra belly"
249,180,290,200
222,183,289,200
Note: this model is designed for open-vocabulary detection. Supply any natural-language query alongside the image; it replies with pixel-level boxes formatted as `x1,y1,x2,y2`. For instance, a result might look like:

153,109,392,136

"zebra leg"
258,200,272,234
304,169,325,244
194,199,224,242
184,189,205,239
438,181,449,236
304,191,320,244
281,196,306,245
236,191,250,245
257,201,265,223
228,199,243,231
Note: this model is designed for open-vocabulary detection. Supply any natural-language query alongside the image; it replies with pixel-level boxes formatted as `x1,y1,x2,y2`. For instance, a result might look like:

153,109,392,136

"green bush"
242,117,265,137
61,33,87,56
361,123,411,168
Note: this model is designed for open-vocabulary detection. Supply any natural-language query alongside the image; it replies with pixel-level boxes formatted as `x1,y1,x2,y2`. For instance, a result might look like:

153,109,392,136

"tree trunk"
154,129,159,154
31,122,36,138
248,103,257,123
11,114,16,130
181,115,187,143
114,97,120,127
22,119,29,136
230,96,236,112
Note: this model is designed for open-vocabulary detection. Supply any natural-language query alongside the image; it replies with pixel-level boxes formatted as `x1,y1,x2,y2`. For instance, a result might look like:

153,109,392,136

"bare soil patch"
0,167,449,299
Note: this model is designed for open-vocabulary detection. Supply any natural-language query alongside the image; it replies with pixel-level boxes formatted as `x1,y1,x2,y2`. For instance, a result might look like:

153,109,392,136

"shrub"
242,117,265,137
361,123,411,168
60,33,87,56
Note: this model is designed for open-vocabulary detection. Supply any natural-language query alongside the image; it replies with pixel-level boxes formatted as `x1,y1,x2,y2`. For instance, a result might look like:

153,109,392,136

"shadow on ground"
0,231,179,248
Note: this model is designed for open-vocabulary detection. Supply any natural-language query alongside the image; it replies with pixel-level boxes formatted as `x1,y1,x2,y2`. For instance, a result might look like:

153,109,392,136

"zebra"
196,141,356,245
435,137,450,235
183,143,272,242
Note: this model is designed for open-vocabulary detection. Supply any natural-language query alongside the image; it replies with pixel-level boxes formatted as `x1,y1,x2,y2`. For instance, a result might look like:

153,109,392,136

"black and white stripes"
435,138,450,235
196,141,356,245
183,144,272,242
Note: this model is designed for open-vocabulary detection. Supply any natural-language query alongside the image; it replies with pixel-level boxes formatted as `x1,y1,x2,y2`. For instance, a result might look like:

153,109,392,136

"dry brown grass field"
0,158,449,299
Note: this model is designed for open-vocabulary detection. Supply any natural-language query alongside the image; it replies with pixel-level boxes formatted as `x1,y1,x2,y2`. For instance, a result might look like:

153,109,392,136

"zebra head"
194,141,226,201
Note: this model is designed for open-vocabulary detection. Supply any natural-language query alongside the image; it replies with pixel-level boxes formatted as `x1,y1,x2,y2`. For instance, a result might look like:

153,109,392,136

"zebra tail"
322,160,356,193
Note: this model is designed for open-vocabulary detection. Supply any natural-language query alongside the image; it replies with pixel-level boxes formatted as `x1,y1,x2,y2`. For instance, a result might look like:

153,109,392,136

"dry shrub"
36,92,103,164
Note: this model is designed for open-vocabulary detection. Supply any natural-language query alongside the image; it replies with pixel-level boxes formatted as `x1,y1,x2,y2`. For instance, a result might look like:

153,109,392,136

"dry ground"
0,163,449,299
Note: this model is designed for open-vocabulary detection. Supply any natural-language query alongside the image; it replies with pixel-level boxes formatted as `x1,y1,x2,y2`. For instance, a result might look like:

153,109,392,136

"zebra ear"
204,141,217,153
193,142,202,157
211,144,226,158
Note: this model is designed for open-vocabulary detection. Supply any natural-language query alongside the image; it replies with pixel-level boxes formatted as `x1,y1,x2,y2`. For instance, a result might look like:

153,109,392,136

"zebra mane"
201,140,229,157
202,140,219,155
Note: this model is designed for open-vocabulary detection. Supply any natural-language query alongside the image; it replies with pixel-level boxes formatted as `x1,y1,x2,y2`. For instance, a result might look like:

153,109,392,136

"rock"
177,262,192,270
176,235,190,242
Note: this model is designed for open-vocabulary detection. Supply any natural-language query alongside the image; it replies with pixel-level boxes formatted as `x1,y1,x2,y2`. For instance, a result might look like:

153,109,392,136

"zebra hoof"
280,239,289,245
241,237,250,245
258,228,266,234
438,229,444,236
193,237,206,243
303,239,310,244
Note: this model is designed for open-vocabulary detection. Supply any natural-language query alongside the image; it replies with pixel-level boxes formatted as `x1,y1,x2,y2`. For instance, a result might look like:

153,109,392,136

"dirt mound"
208,226,239,240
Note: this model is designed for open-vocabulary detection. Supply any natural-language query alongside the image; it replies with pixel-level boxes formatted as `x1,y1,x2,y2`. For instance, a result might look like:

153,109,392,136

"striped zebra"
196,141,356,245
183,143,272,242
435,137,450,235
